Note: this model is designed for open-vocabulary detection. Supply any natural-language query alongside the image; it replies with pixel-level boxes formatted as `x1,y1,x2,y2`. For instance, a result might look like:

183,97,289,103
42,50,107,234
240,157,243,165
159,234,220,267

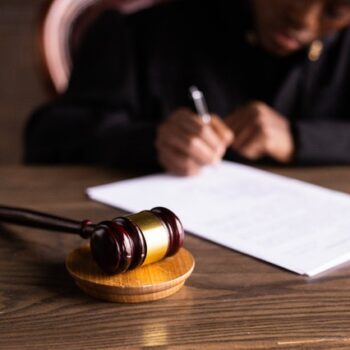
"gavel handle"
0,206,95,238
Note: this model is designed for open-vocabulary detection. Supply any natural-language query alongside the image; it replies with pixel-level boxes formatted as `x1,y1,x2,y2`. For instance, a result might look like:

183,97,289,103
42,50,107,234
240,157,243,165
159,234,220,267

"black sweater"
25,0,350,168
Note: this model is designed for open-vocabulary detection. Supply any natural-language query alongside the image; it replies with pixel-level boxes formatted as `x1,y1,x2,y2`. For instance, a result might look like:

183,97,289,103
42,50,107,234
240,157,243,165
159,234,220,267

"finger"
234,126,265,160
170,110,227,146
226,103,262,135
160,126,219,166
210,115,234,146
173,113,226,155
159,109,227,164
169,109,204,134
234,122,258,149
225,113,241,132
225,109,251,134
157,144,201,176
264,124,294,163
159,116,223,165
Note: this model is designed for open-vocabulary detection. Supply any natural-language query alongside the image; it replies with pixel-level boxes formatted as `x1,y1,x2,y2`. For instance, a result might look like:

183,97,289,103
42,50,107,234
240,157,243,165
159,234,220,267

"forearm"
25,103,160,169
293,121,350,164
92,115,159,169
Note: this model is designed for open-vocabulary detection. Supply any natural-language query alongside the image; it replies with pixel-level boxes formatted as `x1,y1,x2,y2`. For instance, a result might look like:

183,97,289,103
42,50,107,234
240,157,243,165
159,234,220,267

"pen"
189,86,211,124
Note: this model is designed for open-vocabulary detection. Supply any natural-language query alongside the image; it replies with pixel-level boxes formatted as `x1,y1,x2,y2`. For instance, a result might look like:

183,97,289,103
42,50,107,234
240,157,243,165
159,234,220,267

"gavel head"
90,207,184,274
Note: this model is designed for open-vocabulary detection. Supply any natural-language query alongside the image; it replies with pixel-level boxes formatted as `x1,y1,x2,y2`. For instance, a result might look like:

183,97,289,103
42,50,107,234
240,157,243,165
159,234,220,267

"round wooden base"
66,245,195,303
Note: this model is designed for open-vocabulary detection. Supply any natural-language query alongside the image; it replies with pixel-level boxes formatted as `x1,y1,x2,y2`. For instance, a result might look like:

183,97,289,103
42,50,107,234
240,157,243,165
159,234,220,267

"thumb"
210,115,234,146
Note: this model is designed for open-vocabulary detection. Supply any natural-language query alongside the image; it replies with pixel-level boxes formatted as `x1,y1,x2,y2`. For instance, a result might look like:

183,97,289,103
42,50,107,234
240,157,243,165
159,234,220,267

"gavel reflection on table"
0,206,195,303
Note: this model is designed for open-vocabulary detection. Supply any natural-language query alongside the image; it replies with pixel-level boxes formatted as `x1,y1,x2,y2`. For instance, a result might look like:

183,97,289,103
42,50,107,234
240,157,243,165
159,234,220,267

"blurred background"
0,0,161,164
1,0,47,164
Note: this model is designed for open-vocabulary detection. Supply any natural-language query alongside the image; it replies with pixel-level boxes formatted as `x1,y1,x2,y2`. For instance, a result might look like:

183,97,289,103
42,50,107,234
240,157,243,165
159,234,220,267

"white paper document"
86,161,350,276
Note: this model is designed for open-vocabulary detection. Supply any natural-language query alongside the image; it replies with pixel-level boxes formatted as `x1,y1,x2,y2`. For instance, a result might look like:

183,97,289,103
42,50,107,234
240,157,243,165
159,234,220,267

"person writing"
26,0,350,175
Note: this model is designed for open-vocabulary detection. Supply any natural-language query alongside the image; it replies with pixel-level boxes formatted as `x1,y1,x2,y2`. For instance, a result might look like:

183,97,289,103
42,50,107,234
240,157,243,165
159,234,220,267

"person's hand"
225,101,295,163
156,107,233,176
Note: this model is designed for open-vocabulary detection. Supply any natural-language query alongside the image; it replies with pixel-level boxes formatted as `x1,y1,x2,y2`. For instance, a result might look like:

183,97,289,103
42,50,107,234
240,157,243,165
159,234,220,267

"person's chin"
262,32,303,56
268,44,299,57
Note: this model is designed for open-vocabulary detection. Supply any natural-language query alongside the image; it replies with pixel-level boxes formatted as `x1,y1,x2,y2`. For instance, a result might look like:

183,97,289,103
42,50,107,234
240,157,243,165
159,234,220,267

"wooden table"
1,165,350,350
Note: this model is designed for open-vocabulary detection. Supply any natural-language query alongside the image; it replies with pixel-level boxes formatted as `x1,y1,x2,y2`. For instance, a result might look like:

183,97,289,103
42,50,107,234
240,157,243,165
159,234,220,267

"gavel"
0,206,184,274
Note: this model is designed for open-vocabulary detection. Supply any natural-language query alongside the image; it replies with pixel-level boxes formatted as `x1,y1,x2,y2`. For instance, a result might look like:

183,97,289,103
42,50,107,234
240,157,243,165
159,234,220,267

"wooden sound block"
66,245,195,303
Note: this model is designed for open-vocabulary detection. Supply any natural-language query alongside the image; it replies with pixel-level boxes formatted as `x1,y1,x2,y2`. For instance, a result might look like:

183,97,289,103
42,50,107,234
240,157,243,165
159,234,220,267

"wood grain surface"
1,165,350,349
66,246,195,303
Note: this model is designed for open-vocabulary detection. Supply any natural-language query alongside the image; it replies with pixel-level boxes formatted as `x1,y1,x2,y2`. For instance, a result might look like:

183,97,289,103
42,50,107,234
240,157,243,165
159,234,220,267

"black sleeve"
25,11,160,170
293,120,350,164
